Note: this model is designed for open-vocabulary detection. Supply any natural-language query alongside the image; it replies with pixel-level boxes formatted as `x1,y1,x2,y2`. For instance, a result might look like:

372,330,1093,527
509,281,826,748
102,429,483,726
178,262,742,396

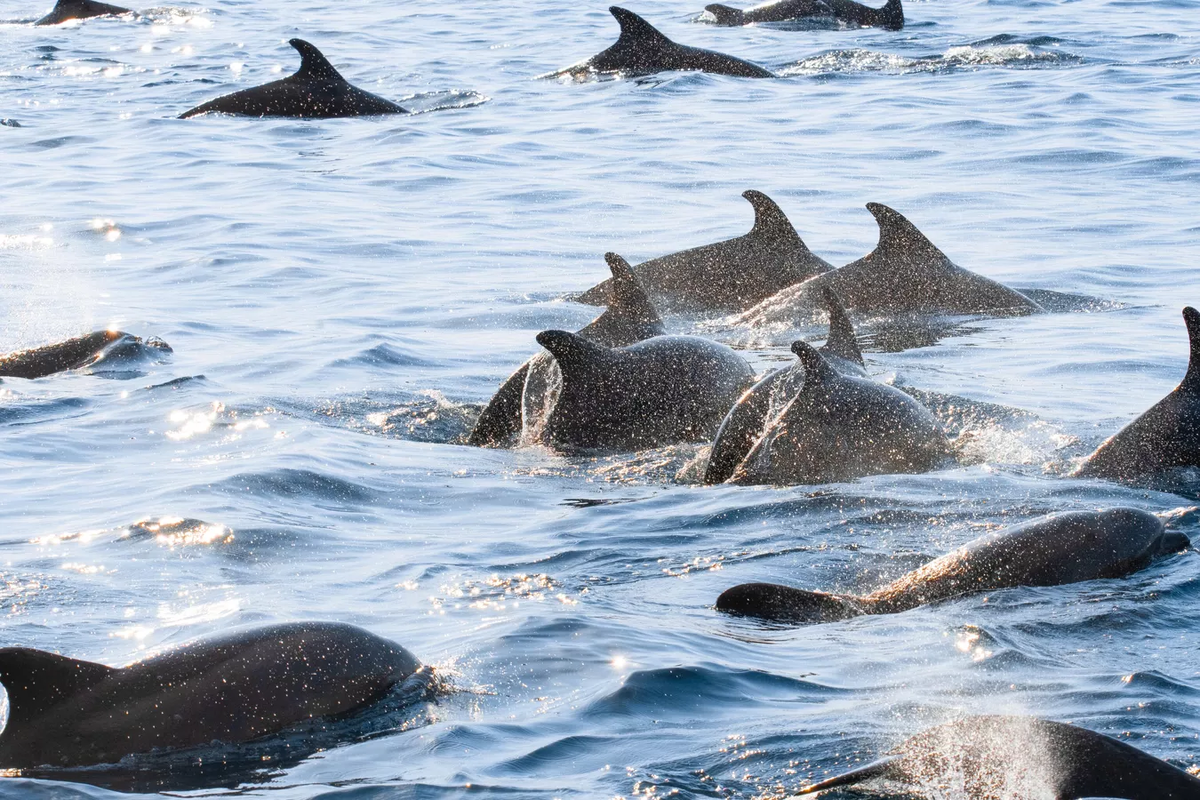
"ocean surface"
1,0,1199,796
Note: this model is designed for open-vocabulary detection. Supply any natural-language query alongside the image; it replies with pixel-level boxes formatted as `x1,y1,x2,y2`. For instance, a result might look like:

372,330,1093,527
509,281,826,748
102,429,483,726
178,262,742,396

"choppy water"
1,0,1199,796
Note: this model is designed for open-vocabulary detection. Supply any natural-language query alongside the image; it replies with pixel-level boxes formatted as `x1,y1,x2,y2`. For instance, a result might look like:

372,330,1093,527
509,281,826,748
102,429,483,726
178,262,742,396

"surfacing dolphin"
548,6,775,80
0,622,420,768
704,0,903,30
716,508,1187,623
704,287,865,484
1074,306,1200,484
737,203,1042,329
179,39,406,119
575,191,831,313
0,330,170,379
35,0,130,25
795,716,1200,799
469,252,665,448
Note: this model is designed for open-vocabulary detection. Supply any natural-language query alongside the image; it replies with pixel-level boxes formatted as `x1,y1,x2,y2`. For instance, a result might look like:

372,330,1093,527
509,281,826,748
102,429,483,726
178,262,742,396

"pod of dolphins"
7,0,1200,796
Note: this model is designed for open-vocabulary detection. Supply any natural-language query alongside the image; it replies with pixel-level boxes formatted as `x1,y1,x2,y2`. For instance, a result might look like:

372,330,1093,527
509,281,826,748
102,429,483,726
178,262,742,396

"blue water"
1,0,1199,796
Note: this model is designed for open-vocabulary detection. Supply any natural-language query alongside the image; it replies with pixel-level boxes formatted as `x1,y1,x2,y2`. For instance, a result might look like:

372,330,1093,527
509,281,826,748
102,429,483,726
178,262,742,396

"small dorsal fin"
0,647,114,731
878,0,904,30
791,340,837,384
609,6,673,47
604,252,664,331
743,190,801,244
289,39,346,83
820,286,864,366
536,330,609,372
705,4,746,26
1182,306,1200,391
866,202,946,262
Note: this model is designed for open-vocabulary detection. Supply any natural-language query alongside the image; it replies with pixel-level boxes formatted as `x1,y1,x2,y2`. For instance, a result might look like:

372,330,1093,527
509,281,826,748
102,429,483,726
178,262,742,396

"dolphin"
0,330,170,379
35,0,130,25
1074,307,1200,484
468,253,666,448
704,0,903,30
736,203,1042,329
0,622,420,769
794,716,1200,799
716,338,949,485
528,329,754,451
704,287,864,484
549,6,775,80
716,508,1188,623
575,191,832,313
179,39,406,119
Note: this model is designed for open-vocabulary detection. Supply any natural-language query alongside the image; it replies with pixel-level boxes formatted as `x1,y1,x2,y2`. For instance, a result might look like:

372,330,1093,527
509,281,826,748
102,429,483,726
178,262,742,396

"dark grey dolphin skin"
719,339,949,485
0,622,420,768
0,330,170,379
35,0,130,25
794,716,1200,799
737,203,1041,327
179,39,406,119
527,330,754,451
550,7,775,79
704,287,864,484
468,253,665,448
575,191,831,313
717,509,1187,623
1074,307,1200,483
705,0,903,30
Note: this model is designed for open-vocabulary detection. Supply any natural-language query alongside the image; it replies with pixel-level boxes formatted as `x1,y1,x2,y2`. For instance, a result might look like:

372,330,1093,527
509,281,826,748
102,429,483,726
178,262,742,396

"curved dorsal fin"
820,286,864,366
609,6,672,47
879,0,904,29
791,340,837,385
605,253,664,328
866,202,947,263
743,190,801,245
289,39,346,83
536,330,609,372
1183,306,1200,391
0,647,114,732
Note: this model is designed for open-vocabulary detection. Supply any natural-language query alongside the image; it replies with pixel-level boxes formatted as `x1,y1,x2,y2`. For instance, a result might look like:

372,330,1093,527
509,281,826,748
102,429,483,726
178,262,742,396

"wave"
781,43,1083,76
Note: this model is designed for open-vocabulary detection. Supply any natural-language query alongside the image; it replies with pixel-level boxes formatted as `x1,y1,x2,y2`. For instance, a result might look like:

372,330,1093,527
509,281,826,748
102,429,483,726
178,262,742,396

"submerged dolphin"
704,0,903,30
704,287,864,484
0,622,420,768
575,191,831,313
1074,307,1200,484
795,716,1200,799
0,330,170,379
737,203,1042,328
717,508,1188,623
179,39,406,119
35,0,130,25
469,252,666,448
550,6,775,79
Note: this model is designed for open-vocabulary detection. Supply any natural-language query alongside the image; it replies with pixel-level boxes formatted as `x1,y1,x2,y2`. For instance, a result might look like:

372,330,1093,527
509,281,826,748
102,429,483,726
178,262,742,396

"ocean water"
1,0,1199,796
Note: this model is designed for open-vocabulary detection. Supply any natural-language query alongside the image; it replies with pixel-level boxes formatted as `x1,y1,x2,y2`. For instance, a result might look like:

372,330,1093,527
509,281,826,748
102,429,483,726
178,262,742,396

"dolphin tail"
819,287,863,367
715,582,863,623
705,4,747,25
1182,306,1200,391
792,756,902,794
877,0,904,30
0,647,114,732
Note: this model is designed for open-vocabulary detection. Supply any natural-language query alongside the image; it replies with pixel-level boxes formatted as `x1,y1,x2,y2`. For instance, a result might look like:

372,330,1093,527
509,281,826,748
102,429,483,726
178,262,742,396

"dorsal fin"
743,190,801,244
791,340,837,385
866,202,947,264
1182,306,1200,392
289,39,346,83
604,253,664,329
536,330,609,372
820,286,864,366
0,647,114,731
609,6,673,48
878,0,904,29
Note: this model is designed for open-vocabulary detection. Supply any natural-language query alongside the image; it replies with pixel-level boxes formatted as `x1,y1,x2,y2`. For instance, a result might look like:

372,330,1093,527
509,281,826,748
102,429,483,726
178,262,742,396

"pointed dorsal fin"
289,39,346,83
604,252,664,331
878,0,904,30
609,6,673,48
791,340,837,385
866,202,947,263
744,190,801,244
536,330,609,372
1182,306,1200,392
820,286,864,366
0,647,114,731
